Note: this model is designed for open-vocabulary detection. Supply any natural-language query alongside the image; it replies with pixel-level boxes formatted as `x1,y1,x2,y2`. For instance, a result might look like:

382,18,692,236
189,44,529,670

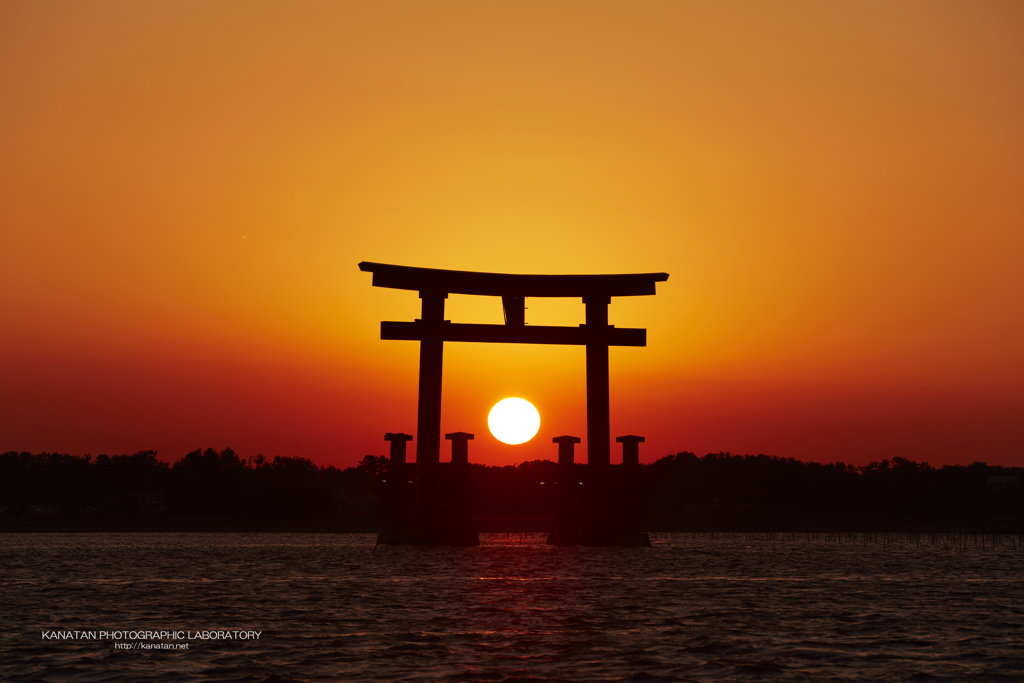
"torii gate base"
378,432,478,546
546,435,650,547
361,262,667,547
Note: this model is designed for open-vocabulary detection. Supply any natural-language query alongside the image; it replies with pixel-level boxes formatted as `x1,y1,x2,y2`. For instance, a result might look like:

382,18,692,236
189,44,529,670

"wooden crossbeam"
359,261,668,298
380,321,646,347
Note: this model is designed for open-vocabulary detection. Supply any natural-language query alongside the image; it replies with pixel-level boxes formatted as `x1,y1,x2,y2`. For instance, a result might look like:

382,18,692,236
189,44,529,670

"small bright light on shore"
488,398,541,445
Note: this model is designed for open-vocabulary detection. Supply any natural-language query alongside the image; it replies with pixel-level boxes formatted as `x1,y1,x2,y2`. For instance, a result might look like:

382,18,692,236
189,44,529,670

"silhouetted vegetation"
1,448,1021,532
0,448,381,531
641,452,1023,531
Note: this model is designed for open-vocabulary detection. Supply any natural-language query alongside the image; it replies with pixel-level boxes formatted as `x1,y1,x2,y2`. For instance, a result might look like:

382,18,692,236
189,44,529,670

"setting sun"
487,398,541,445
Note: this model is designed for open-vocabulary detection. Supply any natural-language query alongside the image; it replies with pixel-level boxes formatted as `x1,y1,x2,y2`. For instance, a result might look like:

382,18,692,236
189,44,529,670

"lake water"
2,532,1023,681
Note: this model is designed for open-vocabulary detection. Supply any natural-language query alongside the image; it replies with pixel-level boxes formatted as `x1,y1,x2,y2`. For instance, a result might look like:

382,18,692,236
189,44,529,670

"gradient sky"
2,1,1022,468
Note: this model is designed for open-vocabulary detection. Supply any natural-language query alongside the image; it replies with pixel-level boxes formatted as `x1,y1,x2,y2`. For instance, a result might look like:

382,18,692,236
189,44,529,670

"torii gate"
360,261,668,544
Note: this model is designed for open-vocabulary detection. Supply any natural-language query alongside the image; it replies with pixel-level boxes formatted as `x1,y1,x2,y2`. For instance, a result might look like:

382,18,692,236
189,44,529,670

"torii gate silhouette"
360,261,668,545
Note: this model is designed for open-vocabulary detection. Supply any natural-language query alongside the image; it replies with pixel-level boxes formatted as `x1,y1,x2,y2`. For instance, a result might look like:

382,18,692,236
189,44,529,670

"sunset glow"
1,1,1022,468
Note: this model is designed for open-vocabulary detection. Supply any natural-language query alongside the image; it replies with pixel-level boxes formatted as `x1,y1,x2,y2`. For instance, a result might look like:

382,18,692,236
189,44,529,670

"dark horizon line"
3,446,1021,474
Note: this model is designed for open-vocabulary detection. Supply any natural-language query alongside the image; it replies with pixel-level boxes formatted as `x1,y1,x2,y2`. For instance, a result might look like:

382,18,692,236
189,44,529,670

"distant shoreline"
3,512,1021,535
5,449,1022,536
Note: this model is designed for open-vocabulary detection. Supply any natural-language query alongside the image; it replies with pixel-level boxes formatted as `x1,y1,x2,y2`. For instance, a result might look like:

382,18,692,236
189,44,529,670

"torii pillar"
414,291,446,536
585,296,612,470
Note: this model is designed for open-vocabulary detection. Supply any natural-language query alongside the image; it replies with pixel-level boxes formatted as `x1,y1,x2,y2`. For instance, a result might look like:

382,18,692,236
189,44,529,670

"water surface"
2,532,1022,681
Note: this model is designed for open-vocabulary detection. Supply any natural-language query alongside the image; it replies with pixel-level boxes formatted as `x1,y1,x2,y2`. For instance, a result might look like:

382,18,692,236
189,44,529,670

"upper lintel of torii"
358,262,669,299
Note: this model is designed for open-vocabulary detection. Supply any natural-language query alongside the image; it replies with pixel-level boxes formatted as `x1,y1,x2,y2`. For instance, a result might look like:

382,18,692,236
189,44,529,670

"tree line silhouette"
1,448,1021,532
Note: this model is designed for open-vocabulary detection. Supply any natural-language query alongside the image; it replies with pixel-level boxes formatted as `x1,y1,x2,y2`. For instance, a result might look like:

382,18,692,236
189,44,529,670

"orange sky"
2,1,1022,468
